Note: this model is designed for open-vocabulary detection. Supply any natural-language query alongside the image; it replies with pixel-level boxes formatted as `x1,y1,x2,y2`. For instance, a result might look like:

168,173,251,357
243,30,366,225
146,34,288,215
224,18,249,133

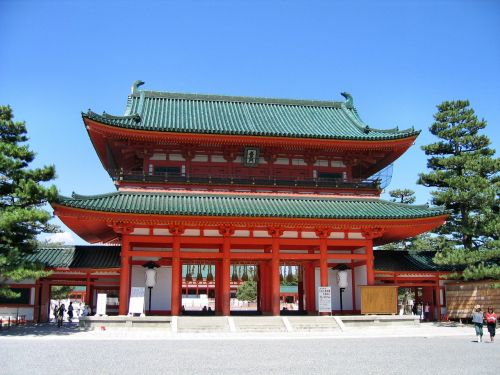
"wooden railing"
111,170,381,191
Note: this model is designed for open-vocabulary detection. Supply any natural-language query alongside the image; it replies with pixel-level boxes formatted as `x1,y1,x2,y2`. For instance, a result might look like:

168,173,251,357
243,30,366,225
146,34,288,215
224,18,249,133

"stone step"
177,317,229,332
233,317,286,332
287,316,340,332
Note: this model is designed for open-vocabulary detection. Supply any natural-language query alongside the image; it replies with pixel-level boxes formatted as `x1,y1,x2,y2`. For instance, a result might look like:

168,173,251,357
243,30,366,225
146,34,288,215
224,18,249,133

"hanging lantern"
231,265,239,282
241,265,249,282
196,264,203,283
252,265,259,282
286,265,294,283
337,269,349,289
143,261,159,288
206,264,214,282
297,265,303,282
185,264,193,283
333,264,350,289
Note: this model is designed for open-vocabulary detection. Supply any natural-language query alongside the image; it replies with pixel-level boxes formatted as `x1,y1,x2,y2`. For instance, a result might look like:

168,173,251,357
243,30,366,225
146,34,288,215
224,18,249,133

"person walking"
52,304,59,324
67,302,74,323
57,303,66,328
472,305,484,343
424,302,431,322
485,306,497,342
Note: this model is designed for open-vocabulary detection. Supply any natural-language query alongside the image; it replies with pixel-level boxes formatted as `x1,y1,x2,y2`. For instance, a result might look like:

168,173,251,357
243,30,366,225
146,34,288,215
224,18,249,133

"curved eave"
83,111,420,142
83,116,418,169
52,202,446,245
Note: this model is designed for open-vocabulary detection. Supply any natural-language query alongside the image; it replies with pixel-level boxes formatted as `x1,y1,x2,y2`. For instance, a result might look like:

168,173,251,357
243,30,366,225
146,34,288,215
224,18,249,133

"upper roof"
83,81,418,141
55,191,445,220
27,246,121,269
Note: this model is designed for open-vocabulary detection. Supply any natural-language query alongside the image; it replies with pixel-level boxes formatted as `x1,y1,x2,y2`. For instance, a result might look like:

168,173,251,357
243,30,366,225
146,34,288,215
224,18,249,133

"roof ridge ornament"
341,92,354,108
131,80,145,94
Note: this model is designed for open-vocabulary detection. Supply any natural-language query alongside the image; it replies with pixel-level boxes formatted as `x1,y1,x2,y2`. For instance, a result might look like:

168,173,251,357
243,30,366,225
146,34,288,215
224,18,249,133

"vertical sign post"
318,286,332,315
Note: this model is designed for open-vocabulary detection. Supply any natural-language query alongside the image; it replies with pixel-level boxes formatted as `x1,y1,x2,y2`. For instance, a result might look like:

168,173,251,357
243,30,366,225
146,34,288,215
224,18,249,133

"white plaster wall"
329,270,353,311
0,307,34,321
314,268,354,311
354,265,367,310
131,266,172,311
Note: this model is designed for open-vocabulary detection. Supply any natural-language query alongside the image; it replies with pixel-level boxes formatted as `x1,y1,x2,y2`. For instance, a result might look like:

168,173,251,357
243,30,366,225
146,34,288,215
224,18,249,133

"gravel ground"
1,336,498,375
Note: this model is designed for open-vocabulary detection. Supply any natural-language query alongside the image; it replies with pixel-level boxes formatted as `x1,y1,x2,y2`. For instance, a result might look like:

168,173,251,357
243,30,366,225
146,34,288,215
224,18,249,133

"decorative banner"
243,147,259,167
96,293,107,316
128,287,145,315
318,286,332,313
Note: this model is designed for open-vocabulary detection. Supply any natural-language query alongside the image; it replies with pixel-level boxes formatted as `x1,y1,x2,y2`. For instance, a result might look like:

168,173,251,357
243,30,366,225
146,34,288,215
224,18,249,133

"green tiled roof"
83,87,418,141
56,191,445,220
374,251,459,272
27,246,121,268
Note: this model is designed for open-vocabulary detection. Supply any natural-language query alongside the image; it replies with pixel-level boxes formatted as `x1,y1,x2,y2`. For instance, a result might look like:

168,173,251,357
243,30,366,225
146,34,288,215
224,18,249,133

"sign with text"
128,287,145,315
96,293,107,316
318,287,332,313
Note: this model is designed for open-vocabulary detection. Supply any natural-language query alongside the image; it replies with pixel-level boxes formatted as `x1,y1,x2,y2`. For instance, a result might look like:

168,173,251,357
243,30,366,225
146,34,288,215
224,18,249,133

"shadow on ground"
1,323,90,337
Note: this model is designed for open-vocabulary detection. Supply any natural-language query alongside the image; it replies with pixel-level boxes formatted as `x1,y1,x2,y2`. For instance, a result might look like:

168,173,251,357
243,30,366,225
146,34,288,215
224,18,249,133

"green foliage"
389,189,416,204
51,285,75,301
236,280,257,302
280,273,298,286
0,105,58,298
418,100,500,279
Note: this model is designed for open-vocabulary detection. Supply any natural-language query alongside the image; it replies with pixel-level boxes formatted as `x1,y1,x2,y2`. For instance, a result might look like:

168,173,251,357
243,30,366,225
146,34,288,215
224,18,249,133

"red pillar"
435,285,442,321
317,231,330,315
298,265,304,312
270,229,282,316
365,239,375,285
215,261,222,314
256,264,262,312
118,236,131,315
85,272,91,305
33,280,40,323
220,228,233,316
170,230,182,316
351,262,356,312
304,262,315,313
39,280,50,322
319,237,328,287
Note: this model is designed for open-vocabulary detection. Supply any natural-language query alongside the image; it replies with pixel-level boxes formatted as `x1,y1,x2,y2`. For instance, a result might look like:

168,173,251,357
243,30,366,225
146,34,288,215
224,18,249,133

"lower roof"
55,191,445,220
30,246,453,273
374,250,458,272
28,246,121,269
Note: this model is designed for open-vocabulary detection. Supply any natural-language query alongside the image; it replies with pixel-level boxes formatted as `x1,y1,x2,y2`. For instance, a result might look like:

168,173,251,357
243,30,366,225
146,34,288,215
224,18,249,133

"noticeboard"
96,293,107,316
318,286,332,313
128,287,145,315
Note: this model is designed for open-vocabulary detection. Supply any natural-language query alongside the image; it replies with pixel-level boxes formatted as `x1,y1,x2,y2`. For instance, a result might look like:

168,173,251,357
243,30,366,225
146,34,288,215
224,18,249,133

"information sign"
318,286,332,313
96,293,107,316
128,287,145,315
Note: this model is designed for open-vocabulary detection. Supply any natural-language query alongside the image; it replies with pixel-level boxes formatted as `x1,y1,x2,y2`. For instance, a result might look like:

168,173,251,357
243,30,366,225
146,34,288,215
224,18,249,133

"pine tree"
0,106,58,298
389,189,416,204
377,189,416,250
418,100,500,279
236,280,257,302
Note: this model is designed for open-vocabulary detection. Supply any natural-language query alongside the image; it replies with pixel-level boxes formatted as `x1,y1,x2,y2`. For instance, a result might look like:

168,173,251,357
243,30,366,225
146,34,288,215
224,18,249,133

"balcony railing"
111,170,381,190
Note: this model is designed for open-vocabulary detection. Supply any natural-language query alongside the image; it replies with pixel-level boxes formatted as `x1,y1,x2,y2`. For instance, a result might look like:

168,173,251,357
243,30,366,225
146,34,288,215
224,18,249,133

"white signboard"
318,287,332,313
128,287,145,315
96,293,107,316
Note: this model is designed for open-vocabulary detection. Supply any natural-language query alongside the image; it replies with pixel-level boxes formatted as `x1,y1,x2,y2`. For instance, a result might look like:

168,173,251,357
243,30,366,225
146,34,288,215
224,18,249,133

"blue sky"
1,0,499,245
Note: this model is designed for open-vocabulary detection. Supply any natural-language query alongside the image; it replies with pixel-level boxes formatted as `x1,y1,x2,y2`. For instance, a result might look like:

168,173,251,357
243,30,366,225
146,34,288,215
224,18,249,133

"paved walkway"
0,322,475,340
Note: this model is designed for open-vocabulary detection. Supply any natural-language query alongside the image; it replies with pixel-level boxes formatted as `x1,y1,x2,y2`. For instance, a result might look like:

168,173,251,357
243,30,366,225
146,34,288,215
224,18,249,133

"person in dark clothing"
68,302,74,323
57,303,66,328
